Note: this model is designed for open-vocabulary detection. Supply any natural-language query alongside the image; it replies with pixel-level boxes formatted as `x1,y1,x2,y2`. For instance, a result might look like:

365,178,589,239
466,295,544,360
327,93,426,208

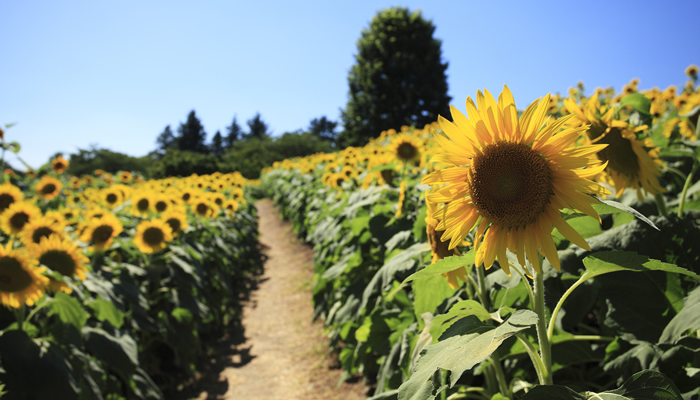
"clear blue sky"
2,0,699,169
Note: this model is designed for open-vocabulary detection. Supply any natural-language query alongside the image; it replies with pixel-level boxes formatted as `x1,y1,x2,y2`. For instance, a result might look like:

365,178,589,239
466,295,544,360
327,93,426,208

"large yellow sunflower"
80,213,123,252
0,183,23,214
161,209,189,237
133,219,174,254
0,242,48,309
19,215,65,247
130,190,154,217
422,86,609,274
1,201,42,236
424,190,469,290
31,234,89,293
391,133,422,164
564,94,665,200
35,176,63,200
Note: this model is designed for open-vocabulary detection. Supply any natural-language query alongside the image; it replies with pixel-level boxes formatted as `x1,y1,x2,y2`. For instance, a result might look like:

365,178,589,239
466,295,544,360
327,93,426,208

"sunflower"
391,134,422,164
0,242,48,309
422,86,609,274
80,213,123,252
119,171,132,182
161,209,189,237
51,156,70,174
223,199,239,216
130,190,154,217
209,192,226,209
686,64,698,79
0,183,23,214
424,191,467,289
230,187,246,204
1,201,42,236
564,94,665,200
19,215,65,247
35,176,62,200
191,196,219,218
133,219,173,254
31,234,89,293
101,187,124,208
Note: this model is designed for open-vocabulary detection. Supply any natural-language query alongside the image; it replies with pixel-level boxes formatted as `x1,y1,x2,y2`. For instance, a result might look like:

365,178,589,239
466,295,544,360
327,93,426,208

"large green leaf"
582,251,700,282
82,327,138,378
86,298,124,329
47,292,89,330
402,250,475,284
428,300,491,342
619,93,652,115
521,370,682,399
412,274,456,330
562,200,658,230
660,286,700,344
398,310,537,400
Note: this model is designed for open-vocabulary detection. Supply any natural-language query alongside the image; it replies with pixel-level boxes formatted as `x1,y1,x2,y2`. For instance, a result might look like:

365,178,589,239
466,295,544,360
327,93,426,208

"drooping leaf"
660,286,700,344
428,300,491,342
403,250,475,284
47,292,89,331
562,200,658,230
398,310,537,400
582,251,700,282
82,327,139,378
86,298,124,328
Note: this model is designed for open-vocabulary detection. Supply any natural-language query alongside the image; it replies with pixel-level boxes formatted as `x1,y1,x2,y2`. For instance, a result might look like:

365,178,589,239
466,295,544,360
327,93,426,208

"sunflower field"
262,67,700,400
0,149,263,399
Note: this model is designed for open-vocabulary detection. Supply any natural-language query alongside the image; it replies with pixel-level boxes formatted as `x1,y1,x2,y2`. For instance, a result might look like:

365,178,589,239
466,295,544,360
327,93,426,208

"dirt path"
186,199,367,400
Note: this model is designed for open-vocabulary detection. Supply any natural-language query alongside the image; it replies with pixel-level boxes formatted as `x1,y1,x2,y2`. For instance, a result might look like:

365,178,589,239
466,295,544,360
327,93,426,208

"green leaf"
619,93,652,115
412,274,456,330
660,286,700,344
86,298,124,329
521,370,682,399
398,310,537,400
428,300,491,342
563,200,658,230
47,292,89,330
582,251,700,282
82,327,138,378
403,250,475,284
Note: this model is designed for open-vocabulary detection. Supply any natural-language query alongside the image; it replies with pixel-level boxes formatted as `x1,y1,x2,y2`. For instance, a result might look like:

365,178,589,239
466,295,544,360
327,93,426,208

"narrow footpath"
188,199,367,400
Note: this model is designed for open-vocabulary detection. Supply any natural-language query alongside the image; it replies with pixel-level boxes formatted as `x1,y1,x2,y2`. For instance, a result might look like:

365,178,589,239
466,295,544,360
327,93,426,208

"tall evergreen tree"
177,110,207,153
210,130,224,157
225,116,243,148
155,125,176,154
245,112,270,140
339,7,450,146
308,116,338,142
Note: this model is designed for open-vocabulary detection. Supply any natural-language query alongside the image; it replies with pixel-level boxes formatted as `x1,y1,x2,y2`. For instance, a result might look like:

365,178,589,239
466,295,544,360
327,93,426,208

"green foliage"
67,147,151,176
339,7,450,146
148,148,225,178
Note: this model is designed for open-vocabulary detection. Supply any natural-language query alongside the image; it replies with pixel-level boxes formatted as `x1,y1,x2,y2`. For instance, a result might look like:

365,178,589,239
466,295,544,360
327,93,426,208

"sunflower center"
41,184,57,195
214,198,223,206
143,227,165,246
39,250,76,277
470,142,553,228
588,123,640,178
0,256,32,292
10,212,30,231
182,193,191,201
54,162,65,171
397,142,418,161
0,194,15,212
196,203,208,215
32,227,55,244
155,201,168,212
92,225,114,244
137,199,150,212
106,193,118,204
166,218,181,233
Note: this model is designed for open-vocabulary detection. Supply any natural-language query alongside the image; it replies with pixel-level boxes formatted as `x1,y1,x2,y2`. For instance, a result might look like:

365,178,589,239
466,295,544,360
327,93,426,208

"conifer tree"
245,112,270,140
177,110,207,153
155,125,176,154
339,7,450,146
225,116,243,148
210,130,224,157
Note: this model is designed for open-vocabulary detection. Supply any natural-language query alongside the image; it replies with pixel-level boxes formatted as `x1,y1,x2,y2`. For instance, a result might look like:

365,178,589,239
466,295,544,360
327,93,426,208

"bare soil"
180,199,368,400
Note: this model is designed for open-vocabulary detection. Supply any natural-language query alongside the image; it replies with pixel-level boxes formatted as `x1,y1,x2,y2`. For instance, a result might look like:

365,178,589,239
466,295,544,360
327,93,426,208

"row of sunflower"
263,67,700,399
0,158,263,400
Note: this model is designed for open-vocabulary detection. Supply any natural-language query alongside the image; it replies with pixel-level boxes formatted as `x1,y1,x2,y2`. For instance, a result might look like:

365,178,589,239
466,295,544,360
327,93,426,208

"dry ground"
179,199,368,400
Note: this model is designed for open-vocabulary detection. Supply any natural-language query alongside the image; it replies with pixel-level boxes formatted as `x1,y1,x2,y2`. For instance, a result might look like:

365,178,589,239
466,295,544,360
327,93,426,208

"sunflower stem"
489,352,511,398
654,193,668,217
476,266,491,311
677,160,699,218
515,333,547,385
532,259,553,384
547,275,587,341
14,305,25,332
